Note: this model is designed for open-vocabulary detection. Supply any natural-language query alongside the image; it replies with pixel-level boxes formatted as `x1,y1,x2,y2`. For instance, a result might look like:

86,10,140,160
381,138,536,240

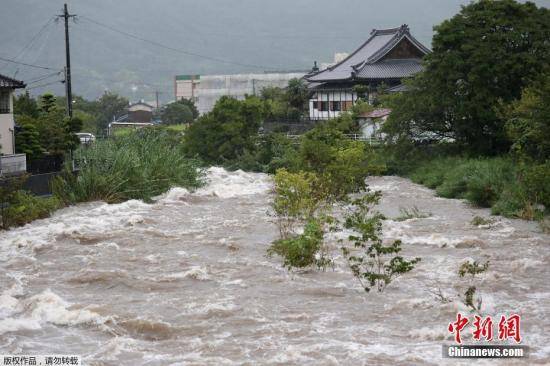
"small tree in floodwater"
458,260,489,312
341,192,421,293
268,169,333,271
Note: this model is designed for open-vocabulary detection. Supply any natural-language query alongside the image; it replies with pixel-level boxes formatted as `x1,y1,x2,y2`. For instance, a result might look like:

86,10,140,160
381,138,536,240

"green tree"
13,93,39,118
39,93,57,114
14,116,44,158
384,0,550,155
183,96,264,163
505,71,550,162
261,79,309,121
177,98,199,119
285,78,308,114
161,101,194,125
95,92,129,132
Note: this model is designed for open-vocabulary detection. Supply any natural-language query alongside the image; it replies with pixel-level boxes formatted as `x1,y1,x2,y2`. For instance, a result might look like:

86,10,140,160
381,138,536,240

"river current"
0,168,549,365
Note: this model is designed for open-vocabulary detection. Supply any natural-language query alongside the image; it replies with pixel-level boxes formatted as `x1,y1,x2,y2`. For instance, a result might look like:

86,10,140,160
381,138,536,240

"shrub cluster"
53,129,205,204
409,157,549,220
0,176,61,230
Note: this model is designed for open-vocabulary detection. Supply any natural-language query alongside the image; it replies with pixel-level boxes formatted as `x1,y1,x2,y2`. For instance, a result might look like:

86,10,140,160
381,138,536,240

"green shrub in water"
268,219,332,271
341,193,421,292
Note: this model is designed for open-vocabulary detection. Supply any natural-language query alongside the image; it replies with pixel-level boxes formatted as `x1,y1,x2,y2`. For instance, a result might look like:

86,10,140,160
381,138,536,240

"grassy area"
408,156,549,220
164,124,187,133
53,129,204,204
111,124,187,138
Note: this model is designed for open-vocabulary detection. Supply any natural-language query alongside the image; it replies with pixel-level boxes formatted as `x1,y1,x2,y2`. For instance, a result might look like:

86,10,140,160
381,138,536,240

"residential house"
127,101,154,123
107,101,155,136
0,74,25,155
305,24,430,120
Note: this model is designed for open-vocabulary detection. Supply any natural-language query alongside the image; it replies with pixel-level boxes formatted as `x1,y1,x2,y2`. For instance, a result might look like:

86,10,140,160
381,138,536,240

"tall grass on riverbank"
53,130,205,204
409,157,549,220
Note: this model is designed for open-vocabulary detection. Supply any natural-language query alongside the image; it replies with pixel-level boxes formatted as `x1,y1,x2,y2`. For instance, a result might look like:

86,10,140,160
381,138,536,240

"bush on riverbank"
0,175,61,230
408,156,549,219
53,129,205,204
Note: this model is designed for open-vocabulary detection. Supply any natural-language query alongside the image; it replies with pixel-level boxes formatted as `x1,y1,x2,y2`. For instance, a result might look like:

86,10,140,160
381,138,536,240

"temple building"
305,24,430,120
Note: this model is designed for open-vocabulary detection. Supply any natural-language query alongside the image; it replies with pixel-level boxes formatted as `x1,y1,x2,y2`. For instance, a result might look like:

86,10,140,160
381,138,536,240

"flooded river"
1,168,549,365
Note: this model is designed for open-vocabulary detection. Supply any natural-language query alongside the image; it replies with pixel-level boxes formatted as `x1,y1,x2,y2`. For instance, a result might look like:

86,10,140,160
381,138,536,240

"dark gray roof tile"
306,24,429,83
355,59,424,79
0,74,26,89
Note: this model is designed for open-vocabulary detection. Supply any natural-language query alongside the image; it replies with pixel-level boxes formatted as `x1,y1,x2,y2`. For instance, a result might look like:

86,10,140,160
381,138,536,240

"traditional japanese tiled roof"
0,73,26,89
306,25,429,83
355,59,423,79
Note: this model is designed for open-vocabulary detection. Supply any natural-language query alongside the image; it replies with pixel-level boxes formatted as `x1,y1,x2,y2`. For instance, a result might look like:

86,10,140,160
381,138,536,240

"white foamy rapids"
0,290,108,335
155,187,191,204
163,266,211,281
0,199,151,262
195,167,272,198
154,168,272,202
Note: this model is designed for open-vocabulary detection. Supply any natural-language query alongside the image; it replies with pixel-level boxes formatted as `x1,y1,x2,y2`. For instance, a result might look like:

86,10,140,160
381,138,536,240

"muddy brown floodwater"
0,168,549,365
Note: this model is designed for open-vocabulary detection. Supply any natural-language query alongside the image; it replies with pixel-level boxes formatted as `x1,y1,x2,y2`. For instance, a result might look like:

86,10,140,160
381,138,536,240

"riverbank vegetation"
0,175,61,230
53,129,204,204
1,128,204,230
377,0,550,228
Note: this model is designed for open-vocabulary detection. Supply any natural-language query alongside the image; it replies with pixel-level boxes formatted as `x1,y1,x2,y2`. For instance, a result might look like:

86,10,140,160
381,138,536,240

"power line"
26,79,63,90
26,71,63,84
0,17,55,71
0,55,58,71
79,15,274,71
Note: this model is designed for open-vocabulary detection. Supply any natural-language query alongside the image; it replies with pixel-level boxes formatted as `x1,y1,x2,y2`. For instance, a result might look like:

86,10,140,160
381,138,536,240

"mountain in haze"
1,0,548,102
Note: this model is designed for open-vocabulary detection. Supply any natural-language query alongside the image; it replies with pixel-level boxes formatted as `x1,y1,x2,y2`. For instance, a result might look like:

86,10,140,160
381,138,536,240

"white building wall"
309,91,357,120
0,91,15,155
175,79,200,102
178,72,305,115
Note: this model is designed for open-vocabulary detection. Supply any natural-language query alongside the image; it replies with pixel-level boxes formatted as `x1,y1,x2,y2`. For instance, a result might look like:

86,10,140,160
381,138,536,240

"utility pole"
153,90,164,110
58,3,76,118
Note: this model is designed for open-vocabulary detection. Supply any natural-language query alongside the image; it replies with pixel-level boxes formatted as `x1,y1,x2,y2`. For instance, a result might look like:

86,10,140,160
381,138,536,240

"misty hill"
1,0,548,102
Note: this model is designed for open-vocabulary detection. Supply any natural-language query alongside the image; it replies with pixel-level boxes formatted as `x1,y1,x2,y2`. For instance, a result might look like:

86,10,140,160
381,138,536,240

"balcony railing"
0,154,27,176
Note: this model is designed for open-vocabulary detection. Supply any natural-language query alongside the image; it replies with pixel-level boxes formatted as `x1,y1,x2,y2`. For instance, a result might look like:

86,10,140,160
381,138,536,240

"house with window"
0,74,25,155
305,24,430,120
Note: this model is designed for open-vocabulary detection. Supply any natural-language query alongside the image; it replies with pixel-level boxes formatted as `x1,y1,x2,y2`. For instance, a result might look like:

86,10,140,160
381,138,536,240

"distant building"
0,74,25,155
305,25,430,120
175,75,200,104
127,101,154,123
174,72,306,115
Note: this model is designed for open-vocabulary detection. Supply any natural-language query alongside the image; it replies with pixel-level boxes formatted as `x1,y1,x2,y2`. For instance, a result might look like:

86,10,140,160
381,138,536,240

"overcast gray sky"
1,0,548,101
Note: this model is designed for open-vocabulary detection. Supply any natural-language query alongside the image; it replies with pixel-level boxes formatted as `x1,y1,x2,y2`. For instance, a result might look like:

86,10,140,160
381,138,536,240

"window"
320,101,329,111
0,90,10,114
331,101,341,112
311,101,318,109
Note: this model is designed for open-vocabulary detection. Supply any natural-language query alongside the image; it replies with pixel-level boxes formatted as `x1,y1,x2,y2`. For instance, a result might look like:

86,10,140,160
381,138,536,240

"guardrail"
285,134,383,145
0,154,27,176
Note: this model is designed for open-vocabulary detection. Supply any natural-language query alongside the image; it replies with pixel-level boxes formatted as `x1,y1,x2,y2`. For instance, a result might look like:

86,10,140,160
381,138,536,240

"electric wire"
79,15,275,71
0,56,58,71
0,17,55,71
26,79,63,90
